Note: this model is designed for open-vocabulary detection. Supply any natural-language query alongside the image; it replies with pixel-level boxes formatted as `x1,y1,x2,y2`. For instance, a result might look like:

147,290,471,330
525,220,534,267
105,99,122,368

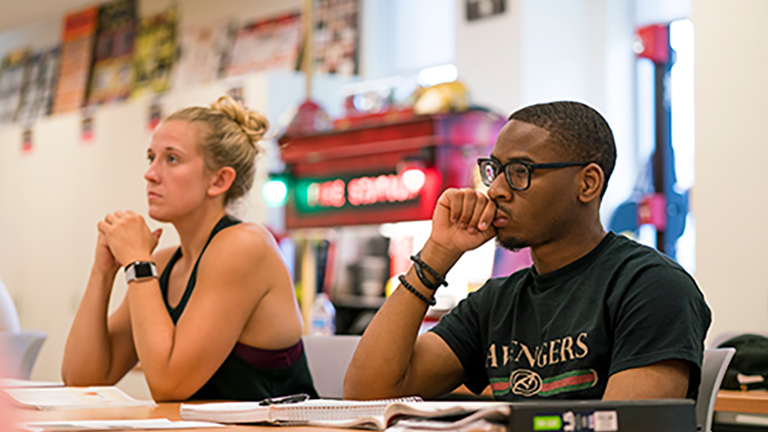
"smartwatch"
125,261,158,284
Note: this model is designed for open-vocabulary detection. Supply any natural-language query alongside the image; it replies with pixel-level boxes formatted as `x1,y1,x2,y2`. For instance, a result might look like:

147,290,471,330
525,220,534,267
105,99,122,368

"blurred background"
0,0,765,399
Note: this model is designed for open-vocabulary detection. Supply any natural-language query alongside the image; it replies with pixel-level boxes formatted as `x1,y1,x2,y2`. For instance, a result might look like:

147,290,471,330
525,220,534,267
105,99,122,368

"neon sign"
300,169,426,210
307,179,346,208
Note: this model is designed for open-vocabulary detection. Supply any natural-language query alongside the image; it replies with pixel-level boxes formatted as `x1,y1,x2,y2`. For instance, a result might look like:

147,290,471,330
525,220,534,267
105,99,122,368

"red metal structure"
279,110,506,229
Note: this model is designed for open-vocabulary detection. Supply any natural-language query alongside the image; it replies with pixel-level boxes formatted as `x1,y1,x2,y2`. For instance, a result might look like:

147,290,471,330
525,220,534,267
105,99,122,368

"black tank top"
159,215,317,401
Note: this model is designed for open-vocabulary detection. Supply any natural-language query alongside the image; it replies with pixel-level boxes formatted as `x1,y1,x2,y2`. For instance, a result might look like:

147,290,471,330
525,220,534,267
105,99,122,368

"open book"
179,398,511,430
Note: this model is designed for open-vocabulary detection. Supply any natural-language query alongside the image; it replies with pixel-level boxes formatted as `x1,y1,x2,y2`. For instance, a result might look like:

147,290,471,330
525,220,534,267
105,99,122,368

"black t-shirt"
430,232,711,400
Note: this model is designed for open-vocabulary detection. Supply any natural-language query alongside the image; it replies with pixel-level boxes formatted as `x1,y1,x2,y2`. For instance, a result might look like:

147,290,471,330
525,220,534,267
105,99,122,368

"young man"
344,101,710,401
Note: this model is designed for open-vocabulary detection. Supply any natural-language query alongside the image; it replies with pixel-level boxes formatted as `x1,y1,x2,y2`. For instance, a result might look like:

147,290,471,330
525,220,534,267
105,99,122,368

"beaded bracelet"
413,260,441,290
398,275,437,307
410,252,448,288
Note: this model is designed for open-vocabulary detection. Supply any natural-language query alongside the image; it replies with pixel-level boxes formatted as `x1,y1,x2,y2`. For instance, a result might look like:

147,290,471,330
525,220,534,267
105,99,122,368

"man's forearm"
602,360,689,400
344,241,461,399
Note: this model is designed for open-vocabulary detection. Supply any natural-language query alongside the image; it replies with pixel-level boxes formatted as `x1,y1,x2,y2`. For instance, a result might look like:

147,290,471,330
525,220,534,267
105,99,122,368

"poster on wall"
312,0,359,76
87,0,137,106
132,7,178,98
16,47,60,125
81,108,94,144
51,7,99,114
21,127,33,154
147,97,162,131
466,0,506,21
227,83,244,104
0,49,28,125
225,12,302,77
173,21,236,89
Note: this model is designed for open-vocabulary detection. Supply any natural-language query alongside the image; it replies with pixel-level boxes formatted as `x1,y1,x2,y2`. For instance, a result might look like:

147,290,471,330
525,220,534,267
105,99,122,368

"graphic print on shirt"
486,332,598,397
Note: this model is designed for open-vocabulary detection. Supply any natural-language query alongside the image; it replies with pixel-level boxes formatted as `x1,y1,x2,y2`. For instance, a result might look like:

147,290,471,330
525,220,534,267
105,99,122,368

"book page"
385,403,511,430
388,418,506,432
179,396,422,429
385,401,510,420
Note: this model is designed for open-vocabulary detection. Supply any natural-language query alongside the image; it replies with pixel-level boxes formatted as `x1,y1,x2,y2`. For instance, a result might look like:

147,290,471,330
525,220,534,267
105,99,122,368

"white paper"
593,411,618,432
734,414,768,426
4,386,156,410
19,419,223,431
1,378,64,388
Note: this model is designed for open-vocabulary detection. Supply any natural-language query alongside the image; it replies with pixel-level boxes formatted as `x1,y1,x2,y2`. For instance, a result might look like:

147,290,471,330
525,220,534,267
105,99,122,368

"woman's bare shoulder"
205,222,281,263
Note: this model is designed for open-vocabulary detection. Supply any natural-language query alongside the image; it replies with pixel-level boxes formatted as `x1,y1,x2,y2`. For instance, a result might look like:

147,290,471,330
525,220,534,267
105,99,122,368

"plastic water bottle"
310,293,336,336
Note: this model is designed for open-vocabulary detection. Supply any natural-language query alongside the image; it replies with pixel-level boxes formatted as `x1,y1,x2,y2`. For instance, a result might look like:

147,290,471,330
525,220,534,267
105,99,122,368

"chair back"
0,330,47,379
303,335,361,399
0,279,20,333
696,347,736,432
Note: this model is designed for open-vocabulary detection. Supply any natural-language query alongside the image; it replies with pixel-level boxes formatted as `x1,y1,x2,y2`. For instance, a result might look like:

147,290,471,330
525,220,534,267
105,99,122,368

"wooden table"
715,390,768,415
713,390,768,430
17,403,348,432
15,391,768,431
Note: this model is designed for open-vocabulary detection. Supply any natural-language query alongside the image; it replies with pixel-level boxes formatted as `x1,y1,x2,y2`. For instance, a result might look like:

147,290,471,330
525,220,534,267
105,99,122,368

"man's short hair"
509,101,616,197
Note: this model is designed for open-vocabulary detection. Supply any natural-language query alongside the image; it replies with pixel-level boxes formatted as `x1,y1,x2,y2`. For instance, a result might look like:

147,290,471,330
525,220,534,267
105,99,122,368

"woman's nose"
144,161,159,183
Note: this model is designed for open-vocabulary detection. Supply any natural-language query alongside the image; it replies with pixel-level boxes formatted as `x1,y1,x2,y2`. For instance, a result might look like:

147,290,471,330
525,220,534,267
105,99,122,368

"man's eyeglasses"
477,158,590,191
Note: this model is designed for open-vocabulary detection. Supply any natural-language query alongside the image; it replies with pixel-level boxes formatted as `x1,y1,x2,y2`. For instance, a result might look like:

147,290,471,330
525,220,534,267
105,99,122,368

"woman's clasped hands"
96,210,163,269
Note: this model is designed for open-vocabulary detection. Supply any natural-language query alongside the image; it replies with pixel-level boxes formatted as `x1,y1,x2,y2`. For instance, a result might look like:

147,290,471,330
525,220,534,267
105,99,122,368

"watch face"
126,261,157,284
133,263,155,278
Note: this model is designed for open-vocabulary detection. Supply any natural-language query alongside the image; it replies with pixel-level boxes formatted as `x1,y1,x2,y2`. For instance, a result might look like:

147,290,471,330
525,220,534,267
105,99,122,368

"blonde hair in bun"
210,95,269,147
165,95,270,205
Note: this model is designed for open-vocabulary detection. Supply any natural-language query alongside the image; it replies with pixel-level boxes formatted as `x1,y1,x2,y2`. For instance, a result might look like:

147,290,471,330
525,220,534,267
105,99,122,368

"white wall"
454,0,522,116
455,0,637,226
358,0,394,79
0,103,158,389
391,0,455,74
359,0,457,79
0,18,64,54
635,0,690,26
692,0,768,340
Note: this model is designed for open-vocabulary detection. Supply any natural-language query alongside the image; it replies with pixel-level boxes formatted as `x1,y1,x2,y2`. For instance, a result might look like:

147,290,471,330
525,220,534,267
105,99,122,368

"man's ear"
578,163,604,204
208,166,237,198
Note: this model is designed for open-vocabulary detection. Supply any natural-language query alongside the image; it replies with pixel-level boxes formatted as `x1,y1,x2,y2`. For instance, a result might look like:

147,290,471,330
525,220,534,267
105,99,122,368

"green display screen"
533,416,563,431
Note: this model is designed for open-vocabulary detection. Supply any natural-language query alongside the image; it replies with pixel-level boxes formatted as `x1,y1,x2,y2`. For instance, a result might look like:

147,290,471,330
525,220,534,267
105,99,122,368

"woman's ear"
208,166,237,198
578,163,604,204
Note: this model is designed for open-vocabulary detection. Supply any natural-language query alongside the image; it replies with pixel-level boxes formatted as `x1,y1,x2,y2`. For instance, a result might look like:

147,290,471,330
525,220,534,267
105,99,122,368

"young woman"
62,96,317,402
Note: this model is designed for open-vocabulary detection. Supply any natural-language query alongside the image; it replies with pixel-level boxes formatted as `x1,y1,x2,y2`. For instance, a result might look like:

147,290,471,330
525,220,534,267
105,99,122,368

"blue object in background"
610,24,688,261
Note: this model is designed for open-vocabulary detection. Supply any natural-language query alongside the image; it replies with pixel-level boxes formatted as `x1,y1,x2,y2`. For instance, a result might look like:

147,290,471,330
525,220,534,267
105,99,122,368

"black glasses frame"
477,158,590,191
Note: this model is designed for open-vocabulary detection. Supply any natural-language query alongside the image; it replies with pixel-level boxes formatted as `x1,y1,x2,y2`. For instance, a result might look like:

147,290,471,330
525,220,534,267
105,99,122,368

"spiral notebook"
179,398,511,430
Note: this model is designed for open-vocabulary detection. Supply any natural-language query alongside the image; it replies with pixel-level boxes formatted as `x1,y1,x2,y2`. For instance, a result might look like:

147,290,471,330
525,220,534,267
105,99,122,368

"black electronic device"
506,399,695,432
